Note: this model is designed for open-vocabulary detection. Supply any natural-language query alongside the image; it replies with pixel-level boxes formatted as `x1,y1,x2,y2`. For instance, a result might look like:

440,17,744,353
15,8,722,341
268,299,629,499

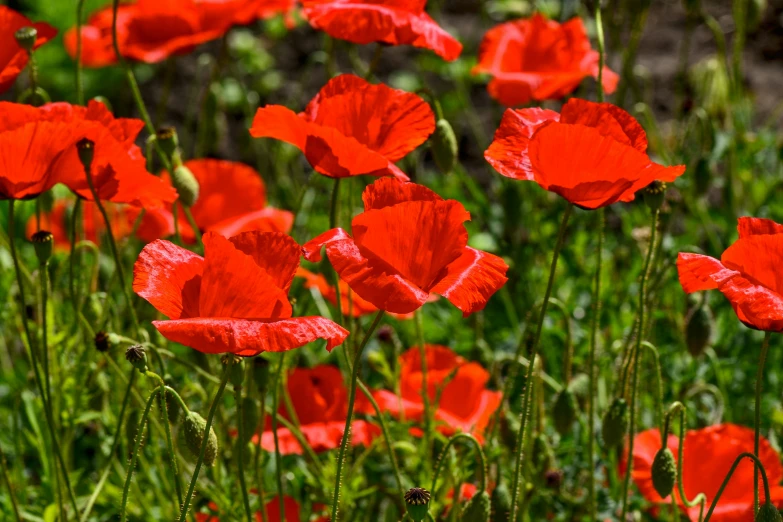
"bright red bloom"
133,159,293,243
373,345,501,441
254,365,379,454
26,200,133,251
196,495,327,522
250,74,435,180
678,217,783,332
133,231,348,356
0,100,176,206
624,424,783,521
0,6,56,93
303,178,508,315
201,0,297,26
302,0,461,61
473,13,618,106
484,98,686,209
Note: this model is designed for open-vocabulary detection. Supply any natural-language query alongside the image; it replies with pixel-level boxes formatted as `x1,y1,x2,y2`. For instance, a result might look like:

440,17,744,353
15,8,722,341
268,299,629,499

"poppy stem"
330,310,385,521
329,178,345,326
414,310,433,469
235,381,254,522
68,198,82,314
640,341,664,439
663,402,707,511
0,443,21,522
364,44,384,80
704,452,773,522
509,202,573,522
272,353,287,520
620,208,660,521
178,359,234,522
754,331,772,516
144,372,184,509
75,0,86,105
431,433,487,494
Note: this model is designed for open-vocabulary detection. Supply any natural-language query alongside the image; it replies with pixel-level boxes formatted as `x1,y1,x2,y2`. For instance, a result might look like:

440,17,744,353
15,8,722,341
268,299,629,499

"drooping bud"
602,397,629,447
430,118,458,174
14,26,37,52
240,396,258,445
651,448,677,498
166,389,181,424
29,230,53,265
76,138,95,174
553,388,579,435
179,411,219,466
643,181,667,212
459,490,490,522
685,303,713,357
223,354,243,389
404,487,431,522
758,502,783,522
490,481,511,519
156,126,180,161
125,344,148,373
171,164,199,207
252,357,270,396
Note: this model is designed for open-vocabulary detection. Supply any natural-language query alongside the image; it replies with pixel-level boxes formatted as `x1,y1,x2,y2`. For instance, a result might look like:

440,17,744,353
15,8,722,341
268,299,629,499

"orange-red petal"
430,247,509,316
228,231,302,293
484,108,560,181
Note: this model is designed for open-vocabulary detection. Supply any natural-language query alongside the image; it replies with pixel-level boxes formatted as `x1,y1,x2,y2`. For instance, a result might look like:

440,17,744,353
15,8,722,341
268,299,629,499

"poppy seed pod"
171,164,199,207
491,481,511,519
643,181,667,212
76,138,95,173
125,344,148,373
404,487,431,522
757,502,783,522
602,397,629,447
460,490,491,522
685,303,713,357
431,118,458,174
14,26,37,52
179,411,219,466
553,389,579,435
29,230,53,265
651,447,677,498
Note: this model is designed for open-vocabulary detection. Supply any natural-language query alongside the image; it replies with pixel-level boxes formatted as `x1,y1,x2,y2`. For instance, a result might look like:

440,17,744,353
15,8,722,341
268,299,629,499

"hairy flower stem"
620,209,660,520
431,433,487,494
328,178,344,326
414,310,433,469
330,311,385,521
272,353,287,519
509,203,573,521
68,198,82,315
754,332,772,516
664,403,707,514
705,453,772,522
235,383,253,522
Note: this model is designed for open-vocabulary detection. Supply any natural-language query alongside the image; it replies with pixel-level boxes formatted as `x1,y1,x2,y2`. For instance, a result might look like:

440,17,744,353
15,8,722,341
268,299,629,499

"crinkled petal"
430,247,509,316
228,230,302,293
711,269,783,332
721,235,783,296
559,98,648,151
676,253,725,293
484,108,560,181
737,216,783,238
302,228,353,262
361,176,442,211
209,207,294,237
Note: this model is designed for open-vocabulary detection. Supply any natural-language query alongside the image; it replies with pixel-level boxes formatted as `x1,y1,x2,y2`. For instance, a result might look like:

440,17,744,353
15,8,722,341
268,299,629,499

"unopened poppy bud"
166,390,181,424
14,26,37,52
240,396,258,445
171,164,199,207
553,388,579,435
685,303,713,357
76,138,95,174
179,411,219,466
431,118,458,174
252,357,270,396
222,355,243,389
643,181,667,212
491,481,511,519
125,344,148,373
30,230,53,265
602,397,629,447
404,487,431,522
651,447,677,498
459,490,490,522
156,126,180,161
757,502,783,522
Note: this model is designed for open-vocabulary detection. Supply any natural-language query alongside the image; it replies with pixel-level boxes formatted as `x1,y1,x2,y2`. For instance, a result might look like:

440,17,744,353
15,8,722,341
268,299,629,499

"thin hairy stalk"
328,178,344,326
664,403,707,514
704,453,772,521
272,354,287,519
68,198,82,314
236,384,253,522
754,332,772,516
414,310,432,465
431,433,487,495
640,341,664,436
509,203,573,521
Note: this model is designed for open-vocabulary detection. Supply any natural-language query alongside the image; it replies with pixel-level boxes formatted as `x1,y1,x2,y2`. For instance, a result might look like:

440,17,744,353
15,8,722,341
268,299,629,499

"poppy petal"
133,239,204,319
209,207,294,237
711,268,783,332
484,108,560,181
430,247,509,316
302,228,353,262
257,419,379,454
559,98,648,152
676,253,725,293
737,217,783,238
228,230,302,293
361,176,442,211
721,235,783,296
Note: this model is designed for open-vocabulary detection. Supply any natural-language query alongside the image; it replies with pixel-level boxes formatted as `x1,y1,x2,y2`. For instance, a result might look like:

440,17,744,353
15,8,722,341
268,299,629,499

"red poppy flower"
200,0,297,26
473,13,618,106
132,231,348,356
253,365,379,454
26,200,133,251
250,74,435,180
303,177,508,315
677,217,783,332
373,345,501,441
484,98,686,209
0,6,56,94
0,100,176,207
196,495,327,522
65,0,237,66
302,0,461,61
623,424,783,521
132,159,293,243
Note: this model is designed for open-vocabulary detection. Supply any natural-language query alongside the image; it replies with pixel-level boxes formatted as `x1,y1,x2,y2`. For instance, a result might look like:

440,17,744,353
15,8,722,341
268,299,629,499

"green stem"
182,206,203,250
704,453,772,522
754,332,772,517
330,311,385,521
664,402,707,512
620,209,659,520
329,178,344,326
431,433,487,494
0,444,21,522
414,310,432,467
68,198,82,315
75,0,86,105
509,203,573,521
272,354,287,520
641,341,664,437
364,44,384,80
177,359,234,522
235,384,253,522
157,384,183,508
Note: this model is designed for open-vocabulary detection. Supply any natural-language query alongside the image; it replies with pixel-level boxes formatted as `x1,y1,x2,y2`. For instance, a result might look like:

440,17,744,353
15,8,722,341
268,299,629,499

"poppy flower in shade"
373,345,501,441
0,6,57,94
195,495,328,522
253,365,379,454
623,424,783,521
677,217,783,332
132,231,348,356
473,13,618,107
302,177,509,315
484,98,686,209
250,74,435,180
25,200,133,251
302,0,462,61
0,100,176,207
131,159,293,243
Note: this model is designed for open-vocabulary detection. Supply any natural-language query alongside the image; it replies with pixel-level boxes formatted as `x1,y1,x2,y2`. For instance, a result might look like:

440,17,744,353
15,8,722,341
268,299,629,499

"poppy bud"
602,397,629,447
252,357,270,396
690,56,730,117
459,490,490,522
240,396,258,445
125,344,148,373
404,487,431,522
171,164,199,207
179,411,219,466
223,355,243,389
643,181,667,212
14,26,37,52
76,138,95,174
29,230,53,265
685,303,713,357
156,126,180,161
758,502,783,522
651,447,677,498
430,118,458,174
491,481,511,519
553,389,579,435
166,389,181,424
